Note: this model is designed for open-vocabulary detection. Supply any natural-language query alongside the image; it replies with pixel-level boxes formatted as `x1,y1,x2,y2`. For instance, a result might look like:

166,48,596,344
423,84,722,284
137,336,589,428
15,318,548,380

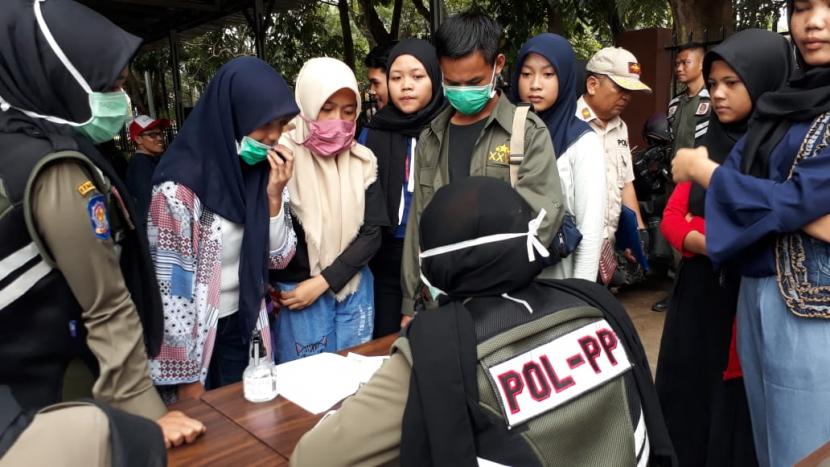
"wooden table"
167,334,397,466
797,439,830,467
166,397,288,466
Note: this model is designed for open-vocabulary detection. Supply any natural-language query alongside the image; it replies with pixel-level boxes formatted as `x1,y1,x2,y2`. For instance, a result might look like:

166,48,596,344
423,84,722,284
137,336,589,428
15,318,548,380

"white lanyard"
0,0,95,127
398,137,417,225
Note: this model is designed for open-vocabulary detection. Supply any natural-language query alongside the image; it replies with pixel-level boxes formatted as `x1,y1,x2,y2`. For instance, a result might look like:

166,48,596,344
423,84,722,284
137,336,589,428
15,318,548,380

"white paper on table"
274,352,388,414
477,458,510,467
346,352,389,383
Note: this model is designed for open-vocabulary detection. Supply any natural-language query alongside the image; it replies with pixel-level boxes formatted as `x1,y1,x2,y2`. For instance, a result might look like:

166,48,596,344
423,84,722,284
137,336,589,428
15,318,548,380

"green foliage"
733,0,786,31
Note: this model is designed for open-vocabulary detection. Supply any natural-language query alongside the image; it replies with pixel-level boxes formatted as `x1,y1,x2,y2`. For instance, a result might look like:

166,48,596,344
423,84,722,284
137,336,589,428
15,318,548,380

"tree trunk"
390,0,404,40
338,0,356,69
125,68,148,116
669,0,733,43
546,4,564,34
411,0,430,24
356,0,391,46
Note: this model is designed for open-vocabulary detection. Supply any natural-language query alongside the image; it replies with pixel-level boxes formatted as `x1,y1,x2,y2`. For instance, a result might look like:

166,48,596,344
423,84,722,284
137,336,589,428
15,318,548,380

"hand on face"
266,144,294,197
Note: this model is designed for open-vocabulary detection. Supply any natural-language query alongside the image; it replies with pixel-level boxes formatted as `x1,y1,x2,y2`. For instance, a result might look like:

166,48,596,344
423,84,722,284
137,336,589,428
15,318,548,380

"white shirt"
575,96,635,240
548,131,607,281
218,205,291,318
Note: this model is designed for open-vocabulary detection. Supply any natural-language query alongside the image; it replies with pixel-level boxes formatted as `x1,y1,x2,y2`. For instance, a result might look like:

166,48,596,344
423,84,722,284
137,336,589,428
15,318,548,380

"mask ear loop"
34,0,93,95
0,1,97,127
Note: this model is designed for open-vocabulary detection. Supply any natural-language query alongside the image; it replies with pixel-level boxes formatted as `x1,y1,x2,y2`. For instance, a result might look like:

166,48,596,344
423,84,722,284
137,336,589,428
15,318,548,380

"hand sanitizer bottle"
243,329,278,403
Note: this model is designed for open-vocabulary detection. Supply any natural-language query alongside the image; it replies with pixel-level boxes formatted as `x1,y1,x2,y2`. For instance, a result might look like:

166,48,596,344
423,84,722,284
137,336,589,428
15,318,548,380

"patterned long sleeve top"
147,181,296,386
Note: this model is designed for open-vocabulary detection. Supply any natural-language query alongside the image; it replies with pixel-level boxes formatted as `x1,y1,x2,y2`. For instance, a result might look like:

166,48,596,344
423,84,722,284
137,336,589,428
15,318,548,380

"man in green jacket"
400,11,564,322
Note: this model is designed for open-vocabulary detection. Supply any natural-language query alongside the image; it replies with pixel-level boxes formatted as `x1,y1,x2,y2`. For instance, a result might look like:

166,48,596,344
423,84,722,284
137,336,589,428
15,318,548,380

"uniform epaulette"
699,88,710,99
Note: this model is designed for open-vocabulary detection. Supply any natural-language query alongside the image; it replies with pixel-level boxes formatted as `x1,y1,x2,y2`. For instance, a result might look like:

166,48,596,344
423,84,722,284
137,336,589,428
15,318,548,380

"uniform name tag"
487,320,632,428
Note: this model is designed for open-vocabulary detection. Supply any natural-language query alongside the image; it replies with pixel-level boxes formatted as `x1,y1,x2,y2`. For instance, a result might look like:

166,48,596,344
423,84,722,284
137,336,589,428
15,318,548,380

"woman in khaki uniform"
0,1,203,463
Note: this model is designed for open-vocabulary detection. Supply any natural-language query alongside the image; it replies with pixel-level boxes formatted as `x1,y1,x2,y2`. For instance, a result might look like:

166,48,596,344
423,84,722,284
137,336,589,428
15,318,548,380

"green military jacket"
400,94,565,314
667,88,711,159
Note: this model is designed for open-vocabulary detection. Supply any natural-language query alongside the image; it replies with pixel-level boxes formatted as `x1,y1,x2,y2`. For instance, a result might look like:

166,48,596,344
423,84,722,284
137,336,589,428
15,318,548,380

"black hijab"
401,177,543,467
364,38,447,227
741,0,830,178
153,57,300,340
0,0,164,356
688,29,793,215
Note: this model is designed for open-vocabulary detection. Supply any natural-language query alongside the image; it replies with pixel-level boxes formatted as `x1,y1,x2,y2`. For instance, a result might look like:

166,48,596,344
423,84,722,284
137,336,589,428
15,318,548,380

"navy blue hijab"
511,34,592,157
153,56,299,338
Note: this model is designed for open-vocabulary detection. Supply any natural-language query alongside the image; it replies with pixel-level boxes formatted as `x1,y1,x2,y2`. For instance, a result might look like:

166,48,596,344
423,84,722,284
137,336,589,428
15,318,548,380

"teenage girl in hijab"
657,29,793,467
673,1,830,463
272,57,388,364
148,57,300,399
359,38,447,338
512,33,606,281
0,0,202,453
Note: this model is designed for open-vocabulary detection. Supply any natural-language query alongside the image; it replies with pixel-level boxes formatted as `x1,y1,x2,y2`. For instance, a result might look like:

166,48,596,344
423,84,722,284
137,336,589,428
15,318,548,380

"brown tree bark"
338,0,356,69
411,0,430,23
356,0,392,46
390,0,404,40
669,0,733,43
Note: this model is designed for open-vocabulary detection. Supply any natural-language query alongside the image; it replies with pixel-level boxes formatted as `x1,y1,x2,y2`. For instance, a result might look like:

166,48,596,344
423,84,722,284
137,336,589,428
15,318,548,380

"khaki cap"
586,47,652,92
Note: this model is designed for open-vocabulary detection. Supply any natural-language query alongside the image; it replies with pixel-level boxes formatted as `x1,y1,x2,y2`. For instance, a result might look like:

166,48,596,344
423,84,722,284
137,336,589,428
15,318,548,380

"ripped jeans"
273,266,375,364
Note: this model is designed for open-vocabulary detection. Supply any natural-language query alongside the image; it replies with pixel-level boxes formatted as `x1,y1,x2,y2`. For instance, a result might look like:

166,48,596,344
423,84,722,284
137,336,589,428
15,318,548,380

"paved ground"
615,276,672,377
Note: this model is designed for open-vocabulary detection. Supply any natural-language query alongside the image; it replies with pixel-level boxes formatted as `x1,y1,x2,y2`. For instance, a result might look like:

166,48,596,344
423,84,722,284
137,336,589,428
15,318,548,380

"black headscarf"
367,38,446,136
363,39,447,227
510,33,592,156
688,29,793,215
0,0,164,356
153,57,300,340
741,0,830,178
401,177,543,467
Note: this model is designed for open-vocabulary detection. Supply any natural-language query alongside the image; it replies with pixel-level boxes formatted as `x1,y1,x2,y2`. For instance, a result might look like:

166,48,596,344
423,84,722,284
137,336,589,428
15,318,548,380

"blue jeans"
737,275,830,467
206,311,249,390
274,267,374,364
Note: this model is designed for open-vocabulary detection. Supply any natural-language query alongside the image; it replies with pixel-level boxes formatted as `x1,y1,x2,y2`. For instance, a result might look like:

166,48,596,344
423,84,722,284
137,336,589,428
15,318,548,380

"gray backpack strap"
509,104,531,187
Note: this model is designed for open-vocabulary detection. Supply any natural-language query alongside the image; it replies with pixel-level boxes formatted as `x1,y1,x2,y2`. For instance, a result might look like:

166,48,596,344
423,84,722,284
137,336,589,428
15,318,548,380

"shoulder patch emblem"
77,180,96,197
488,144,510,165
87,194,111,240
581,107,591,120
695,102,711,116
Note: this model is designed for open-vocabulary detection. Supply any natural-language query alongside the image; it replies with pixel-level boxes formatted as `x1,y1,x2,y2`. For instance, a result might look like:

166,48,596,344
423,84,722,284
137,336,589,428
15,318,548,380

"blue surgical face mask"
442,65,498,116
0,0,132,144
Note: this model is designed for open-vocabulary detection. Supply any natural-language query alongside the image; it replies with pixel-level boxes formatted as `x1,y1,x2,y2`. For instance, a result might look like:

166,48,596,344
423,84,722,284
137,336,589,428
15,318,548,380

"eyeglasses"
140,130,164,139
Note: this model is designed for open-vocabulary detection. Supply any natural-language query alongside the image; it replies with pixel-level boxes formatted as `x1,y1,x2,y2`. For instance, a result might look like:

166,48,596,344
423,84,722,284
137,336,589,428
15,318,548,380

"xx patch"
487,319,632,428
86,194,111,240
488,144,510,165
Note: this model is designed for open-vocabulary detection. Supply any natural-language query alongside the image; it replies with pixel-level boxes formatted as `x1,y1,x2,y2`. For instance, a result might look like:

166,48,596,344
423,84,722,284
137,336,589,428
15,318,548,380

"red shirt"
660,182,706,257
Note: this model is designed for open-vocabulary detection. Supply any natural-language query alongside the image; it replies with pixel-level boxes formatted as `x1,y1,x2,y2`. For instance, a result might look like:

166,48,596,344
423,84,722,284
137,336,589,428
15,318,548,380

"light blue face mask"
0,0,132,144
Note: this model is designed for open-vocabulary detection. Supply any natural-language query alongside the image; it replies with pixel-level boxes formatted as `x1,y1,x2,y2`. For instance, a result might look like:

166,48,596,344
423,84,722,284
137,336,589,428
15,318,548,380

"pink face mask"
301,116,356,157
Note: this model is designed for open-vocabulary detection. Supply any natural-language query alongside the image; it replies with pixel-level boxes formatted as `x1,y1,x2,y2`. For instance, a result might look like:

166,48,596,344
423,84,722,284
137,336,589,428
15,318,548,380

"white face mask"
0,0,132,142
418,209,550,298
